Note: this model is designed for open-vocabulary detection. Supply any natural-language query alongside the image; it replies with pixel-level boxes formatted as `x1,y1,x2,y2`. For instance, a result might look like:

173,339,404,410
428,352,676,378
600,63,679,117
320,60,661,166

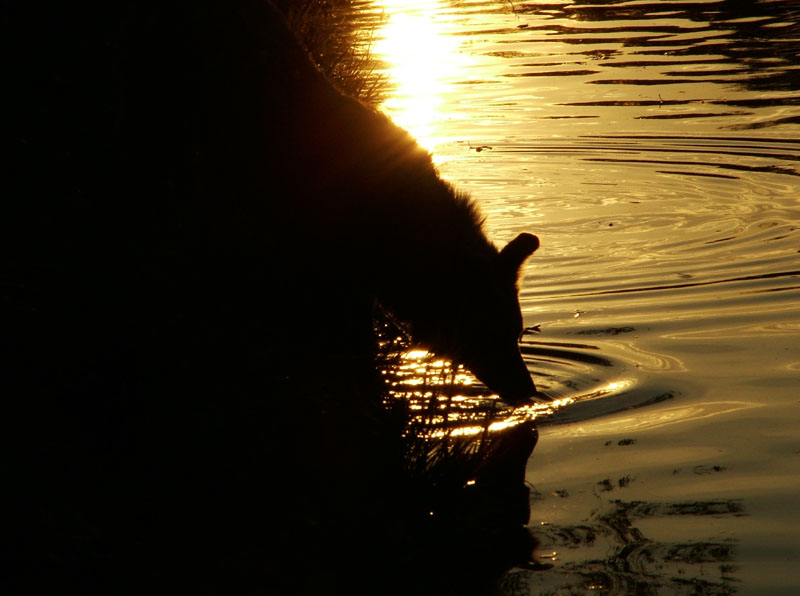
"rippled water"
360,0,799,592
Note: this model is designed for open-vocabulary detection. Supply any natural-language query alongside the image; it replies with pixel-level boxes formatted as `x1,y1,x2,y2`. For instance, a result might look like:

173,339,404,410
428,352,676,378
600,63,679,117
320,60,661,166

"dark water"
363,0,799,592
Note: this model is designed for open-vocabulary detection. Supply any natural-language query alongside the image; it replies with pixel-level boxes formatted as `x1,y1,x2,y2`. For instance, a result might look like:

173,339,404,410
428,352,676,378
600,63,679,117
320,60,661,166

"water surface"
362,0,799,592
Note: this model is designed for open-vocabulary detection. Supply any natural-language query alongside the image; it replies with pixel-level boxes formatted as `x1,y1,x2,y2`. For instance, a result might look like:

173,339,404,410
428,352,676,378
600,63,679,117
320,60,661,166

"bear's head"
459,232,540,404
399,232,542,405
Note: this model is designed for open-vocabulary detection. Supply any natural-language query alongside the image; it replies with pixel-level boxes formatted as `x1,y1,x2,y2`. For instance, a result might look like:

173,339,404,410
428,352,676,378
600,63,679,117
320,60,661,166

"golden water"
362,0,800,592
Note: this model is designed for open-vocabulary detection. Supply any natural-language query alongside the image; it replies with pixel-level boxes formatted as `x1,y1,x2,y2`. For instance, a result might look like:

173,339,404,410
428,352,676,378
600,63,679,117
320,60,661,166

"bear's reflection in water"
8,2,542,593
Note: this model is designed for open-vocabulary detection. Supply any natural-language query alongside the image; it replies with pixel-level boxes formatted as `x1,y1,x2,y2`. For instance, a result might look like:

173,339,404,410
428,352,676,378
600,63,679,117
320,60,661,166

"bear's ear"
500,232,539,273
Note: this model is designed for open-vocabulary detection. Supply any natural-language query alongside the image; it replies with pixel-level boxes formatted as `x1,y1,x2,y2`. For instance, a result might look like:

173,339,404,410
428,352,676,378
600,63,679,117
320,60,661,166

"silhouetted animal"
8,0,539,403
6,2,539,593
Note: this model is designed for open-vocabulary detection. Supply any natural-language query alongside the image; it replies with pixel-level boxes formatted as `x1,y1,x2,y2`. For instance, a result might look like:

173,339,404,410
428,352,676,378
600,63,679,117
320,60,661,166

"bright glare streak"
373,0,466,151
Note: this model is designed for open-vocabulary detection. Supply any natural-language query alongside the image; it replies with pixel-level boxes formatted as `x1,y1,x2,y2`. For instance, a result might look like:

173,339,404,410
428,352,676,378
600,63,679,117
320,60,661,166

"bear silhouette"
7,1,541,593
8,0,539,403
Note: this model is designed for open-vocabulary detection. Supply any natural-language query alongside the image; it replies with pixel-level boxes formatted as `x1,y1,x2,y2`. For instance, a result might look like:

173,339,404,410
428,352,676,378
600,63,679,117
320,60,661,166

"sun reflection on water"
373,0,467,152
383,347,573,439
